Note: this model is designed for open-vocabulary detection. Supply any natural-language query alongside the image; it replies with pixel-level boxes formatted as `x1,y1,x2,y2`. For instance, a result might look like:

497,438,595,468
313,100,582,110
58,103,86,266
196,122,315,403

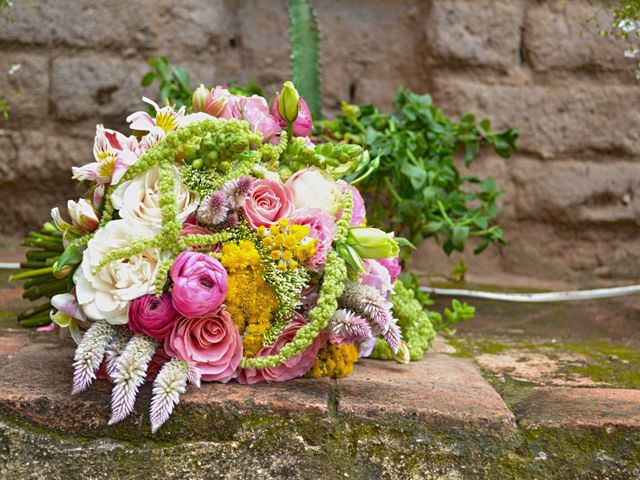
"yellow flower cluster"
257,219,316,271
220,241,277,357
305,342,359,379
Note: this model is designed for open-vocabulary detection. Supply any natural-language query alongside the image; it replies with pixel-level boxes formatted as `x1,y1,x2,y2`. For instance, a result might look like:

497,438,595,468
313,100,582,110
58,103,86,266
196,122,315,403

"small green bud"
201,135,215,151
192,158,204,169
206,150,219,164
183,142,198,161
277,81,300,124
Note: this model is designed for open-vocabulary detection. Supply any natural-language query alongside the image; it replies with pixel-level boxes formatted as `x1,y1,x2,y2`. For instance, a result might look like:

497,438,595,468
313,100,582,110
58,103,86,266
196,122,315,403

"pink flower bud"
170,251,228,317
192,85,210,112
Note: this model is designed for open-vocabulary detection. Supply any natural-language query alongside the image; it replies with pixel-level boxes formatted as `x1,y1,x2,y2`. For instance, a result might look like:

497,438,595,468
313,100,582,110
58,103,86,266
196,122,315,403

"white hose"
0,262,20,269
420,284,640,302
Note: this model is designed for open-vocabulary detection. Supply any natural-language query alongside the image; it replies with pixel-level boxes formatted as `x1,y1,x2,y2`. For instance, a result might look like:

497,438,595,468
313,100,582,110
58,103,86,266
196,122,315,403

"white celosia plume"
104,327,133,378
72,320,115,394
150,359,189,433
109,334,157,425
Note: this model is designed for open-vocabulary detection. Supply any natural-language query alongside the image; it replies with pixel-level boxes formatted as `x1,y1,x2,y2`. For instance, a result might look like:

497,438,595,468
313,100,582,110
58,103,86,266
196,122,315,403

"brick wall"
0,0,639,282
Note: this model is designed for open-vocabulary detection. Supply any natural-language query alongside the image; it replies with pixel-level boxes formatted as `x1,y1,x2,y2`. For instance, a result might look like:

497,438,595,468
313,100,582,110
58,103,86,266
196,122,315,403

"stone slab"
337,354,516,433
517,387,640,429
0,332,519,439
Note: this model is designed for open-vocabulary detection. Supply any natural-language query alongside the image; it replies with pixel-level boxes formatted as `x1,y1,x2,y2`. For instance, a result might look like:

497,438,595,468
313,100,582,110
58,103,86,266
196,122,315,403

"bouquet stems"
19,313,52,328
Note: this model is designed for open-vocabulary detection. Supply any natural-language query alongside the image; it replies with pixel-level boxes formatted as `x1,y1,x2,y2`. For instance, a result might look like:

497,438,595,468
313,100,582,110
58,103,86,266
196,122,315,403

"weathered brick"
524,2,635,74
512,158,640,224
0,0,152,48
316,0,426,109
432,78,640,157
0,130,19,183
151,0,233,52
0,54,48,126
50,55,148,121
425,0,525,70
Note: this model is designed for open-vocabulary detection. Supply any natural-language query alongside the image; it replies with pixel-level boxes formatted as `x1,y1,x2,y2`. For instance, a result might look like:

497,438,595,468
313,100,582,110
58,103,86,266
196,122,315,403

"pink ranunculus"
128,293,180,339
170,251,228,317
242,178,293,228
271,93,313,137
377,256,402,282
164,308,242,382
338,180,366,227
238,313,328,384
360,259,394,299
290,208,338,272
238,95,282,142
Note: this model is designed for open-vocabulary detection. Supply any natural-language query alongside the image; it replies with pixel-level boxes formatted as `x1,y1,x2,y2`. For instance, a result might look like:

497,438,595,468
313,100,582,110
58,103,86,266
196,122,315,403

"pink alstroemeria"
127,97,185,134
72,124,139,187
50,293,85,344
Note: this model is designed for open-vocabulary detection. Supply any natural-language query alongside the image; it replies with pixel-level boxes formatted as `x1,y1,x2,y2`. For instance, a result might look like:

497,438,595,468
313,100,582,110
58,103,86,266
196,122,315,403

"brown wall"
0,0,639,282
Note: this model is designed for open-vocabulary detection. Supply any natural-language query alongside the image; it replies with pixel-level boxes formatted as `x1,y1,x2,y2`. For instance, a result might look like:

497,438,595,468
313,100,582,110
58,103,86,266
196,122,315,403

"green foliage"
287,0,322,119
320,89,518,255
587,0,640,39
141,57,192,109
142,57,264,110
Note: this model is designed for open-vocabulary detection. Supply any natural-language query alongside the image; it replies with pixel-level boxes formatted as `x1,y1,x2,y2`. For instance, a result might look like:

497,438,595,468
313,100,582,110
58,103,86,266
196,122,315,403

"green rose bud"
346,227,399,259
277,81,300,124
335,241,365,273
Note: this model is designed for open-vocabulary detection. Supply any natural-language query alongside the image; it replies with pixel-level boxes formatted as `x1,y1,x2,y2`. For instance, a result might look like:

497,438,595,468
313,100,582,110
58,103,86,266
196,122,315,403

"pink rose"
377,256,402,282
170,251,228,317
338,180,366,227
360,259,394,299
290,208,338,272
239,96,282,142
242,179,293,228
164,308,242,382
179,222,219,252
238,313,328,384
128,293,180,339
271,94,313,137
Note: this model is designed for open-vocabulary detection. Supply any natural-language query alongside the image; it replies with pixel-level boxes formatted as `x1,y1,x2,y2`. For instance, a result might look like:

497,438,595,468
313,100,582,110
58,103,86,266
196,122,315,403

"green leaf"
155,57,169,79
400,161,427,189
450,225,469,251
172,66,190,91
140,72,156,87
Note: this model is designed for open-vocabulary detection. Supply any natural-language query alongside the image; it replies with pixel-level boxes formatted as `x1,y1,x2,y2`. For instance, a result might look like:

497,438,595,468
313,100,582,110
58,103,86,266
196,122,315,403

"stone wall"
0,0,639,282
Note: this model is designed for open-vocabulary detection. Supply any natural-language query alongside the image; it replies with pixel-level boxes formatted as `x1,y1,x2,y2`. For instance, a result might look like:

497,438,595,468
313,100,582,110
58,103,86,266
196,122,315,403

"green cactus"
287,0,322,120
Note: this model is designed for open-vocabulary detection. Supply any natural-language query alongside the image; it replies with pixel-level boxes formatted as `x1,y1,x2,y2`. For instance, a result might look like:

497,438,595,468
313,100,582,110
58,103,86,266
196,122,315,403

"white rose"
285,166,342,215
74,219,166,324
111,164,198,227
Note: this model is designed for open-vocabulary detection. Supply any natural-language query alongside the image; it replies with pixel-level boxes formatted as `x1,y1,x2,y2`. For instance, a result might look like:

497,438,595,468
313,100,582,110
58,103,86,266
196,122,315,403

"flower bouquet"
12,81,435,432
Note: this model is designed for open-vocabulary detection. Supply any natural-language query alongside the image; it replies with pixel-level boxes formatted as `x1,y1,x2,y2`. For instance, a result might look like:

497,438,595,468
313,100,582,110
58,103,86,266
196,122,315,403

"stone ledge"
516,387,640,429
2,333,640,478
0,335,515,441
